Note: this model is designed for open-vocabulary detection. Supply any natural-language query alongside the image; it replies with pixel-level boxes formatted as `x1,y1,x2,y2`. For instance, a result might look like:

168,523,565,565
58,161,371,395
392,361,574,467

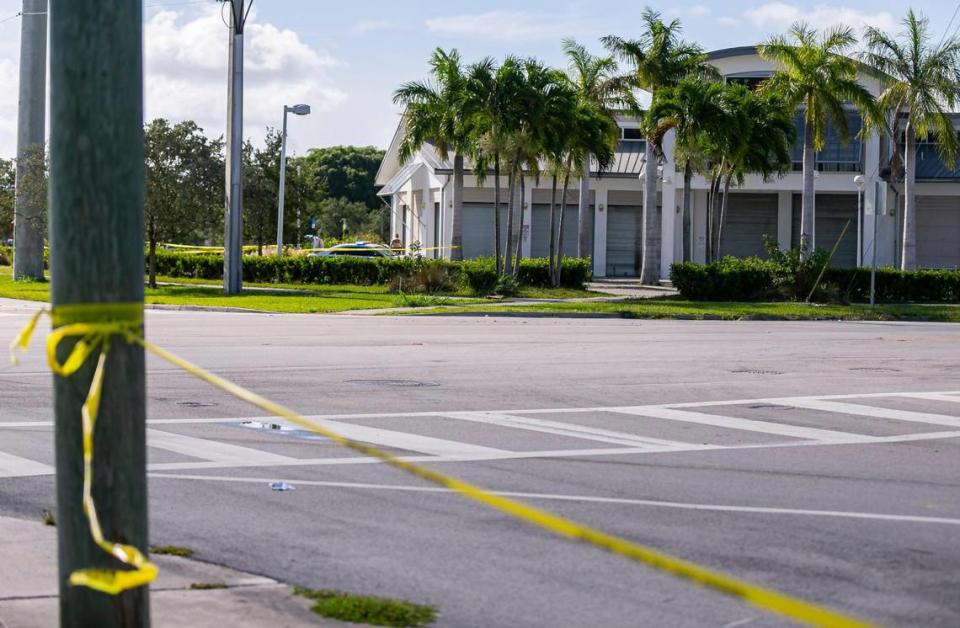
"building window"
622,127,644,141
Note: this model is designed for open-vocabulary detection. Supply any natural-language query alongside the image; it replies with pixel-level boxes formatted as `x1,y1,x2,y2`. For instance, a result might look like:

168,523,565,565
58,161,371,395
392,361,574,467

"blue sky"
0,1,953,158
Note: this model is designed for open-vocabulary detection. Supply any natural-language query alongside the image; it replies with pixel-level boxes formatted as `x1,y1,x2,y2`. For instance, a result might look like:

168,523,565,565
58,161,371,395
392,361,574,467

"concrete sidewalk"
0,515,348,627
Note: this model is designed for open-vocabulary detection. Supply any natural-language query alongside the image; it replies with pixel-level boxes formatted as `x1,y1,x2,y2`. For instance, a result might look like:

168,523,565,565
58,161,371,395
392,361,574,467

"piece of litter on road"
269,481,296,492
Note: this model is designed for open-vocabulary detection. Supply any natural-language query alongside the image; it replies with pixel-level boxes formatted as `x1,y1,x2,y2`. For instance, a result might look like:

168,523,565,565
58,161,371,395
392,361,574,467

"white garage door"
719,193,778,259
462,203,509,259
531,204,593,259
917,196,960,269
792,194,858,267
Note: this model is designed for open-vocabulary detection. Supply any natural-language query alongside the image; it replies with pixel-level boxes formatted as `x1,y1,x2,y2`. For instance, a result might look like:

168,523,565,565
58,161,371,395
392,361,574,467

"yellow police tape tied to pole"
10,303,873,627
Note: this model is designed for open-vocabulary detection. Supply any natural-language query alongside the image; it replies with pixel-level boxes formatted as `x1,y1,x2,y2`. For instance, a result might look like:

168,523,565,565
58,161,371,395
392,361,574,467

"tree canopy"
301,145,385,210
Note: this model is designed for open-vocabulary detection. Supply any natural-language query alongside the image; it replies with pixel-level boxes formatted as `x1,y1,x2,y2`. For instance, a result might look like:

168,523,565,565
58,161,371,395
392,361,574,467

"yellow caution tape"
11,305,158,595
12,304,875,626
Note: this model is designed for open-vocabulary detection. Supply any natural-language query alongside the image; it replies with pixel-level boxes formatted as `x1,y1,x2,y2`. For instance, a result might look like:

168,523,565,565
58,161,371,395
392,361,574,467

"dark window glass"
622,127,644,141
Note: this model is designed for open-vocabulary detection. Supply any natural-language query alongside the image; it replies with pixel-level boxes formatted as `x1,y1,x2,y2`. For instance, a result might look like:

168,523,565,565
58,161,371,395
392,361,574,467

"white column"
421,188,433,253
593,186,608,277
777,191,792,251
390,195,400,242
522,177,533,258
693,190,707,263
659,131,678,279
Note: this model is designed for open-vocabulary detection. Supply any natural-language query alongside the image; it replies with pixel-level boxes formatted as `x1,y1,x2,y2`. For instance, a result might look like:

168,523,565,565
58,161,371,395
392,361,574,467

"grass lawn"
0,267,479,313
152,275,603,300
406,299,960,322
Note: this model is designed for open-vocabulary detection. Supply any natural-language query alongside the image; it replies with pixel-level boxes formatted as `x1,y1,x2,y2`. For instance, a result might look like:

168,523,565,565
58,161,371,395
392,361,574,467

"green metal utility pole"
49,1,149,626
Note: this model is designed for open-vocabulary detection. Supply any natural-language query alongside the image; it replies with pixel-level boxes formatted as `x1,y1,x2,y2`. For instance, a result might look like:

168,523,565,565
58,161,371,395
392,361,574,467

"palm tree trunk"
717,172,733,258
493,155,502,274
682,161,692,262
555,159,572,287
707,171,721,262
513,173,525,276
451,153,465,262
548,173,558,279
639,138,660,284
800,118,815,260
578,158,590,261
901,123,917,270
504,158,519,277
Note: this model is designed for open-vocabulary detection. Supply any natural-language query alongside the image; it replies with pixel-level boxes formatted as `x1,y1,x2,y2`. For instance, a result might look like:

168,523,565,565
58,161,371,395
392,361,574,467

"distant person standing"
390,233,403,251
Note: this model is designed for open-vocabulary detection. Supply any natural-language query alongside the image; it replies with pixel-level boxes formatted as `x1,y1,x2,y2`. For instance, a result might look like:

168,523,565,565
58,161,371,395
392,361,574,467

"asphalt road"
2,301,959,627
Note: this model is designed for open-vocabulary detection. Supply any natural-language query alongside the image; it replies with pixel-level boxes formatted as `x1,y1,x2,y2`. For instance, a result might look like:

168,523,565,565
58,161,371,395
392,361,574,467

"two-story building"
375,46,960,278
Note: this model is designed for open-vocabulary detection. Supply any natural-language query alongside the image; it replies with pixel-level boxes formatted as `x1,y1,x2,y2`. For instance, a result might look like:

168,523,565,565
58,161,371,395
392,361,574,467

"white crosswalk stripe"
1,390,959,478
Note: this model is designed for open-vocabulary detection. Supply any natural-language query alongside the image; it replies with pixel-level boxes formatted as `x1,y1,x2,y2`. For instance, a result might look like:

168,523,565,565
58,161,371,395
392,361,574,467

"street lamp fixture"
276,103,312,257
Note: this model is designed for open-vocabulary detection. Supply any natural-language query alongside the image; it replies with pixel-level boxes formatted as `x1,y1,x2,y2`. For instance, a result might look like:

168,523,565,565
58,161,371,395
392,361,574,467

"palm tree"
603,8,713,284
648,77,726,261
713,86,795,256
468,57,523,274
562,39,636,263
759,23,876,260
860,10,960,270
393,48,474,262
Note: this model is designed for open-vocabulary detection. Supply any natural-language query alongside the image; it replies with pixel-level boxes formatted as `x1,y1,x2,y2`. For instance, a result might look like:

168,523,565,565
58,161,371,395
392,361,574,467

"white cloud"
351,20,392,35
669,4,712,19
0,59,16,157
717,16,742,27
144,8,347,146
426,10,572,41
743,3,897,33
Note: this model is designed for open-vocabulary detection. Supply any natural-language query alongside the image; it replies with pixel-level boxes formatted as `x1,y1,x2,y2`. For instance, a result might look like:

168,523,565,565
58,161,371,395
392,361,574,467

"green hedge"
670,258,777,301
149,251,591,292
671,257,960,303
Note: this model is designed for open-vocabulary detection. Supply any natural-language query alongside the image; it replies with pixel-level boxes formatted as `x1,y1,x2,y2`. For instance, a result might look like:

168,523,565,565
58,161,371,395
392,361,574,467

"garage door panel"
791,194,858,267
719,194,778,259
606,206,642,277
463,203,509,259
918,196,960,269
531,204,594,259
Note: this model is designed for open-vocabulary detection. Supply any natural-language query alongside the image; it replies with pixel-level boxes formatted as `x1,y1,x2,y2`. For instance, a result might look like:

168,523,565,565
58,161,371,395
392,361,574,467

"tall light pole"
222,0,252,294
12,0,47,280
854,175,865,267
276,103,310,257
870,183,880,307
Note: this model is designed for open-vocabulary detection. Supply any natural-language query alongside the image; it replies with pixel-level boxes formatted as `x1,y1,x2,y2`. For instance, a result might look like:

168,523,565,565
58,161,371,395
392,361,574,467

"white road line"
0,451,53,477
6,431,960,478
147,429,298,465
148,473,960,527
782,399,960,429
442,411,695,449
608,407,867,442
895,392,960,404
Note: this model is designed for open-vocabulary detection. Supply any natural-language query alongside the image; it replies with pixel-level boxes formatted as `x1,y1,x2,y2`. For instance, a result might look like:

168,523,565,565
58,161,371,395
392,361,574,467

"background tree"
307,197,382,242
144,119,223,287
394,48,474,261
242,136,278,255
469,56,523,273
301,145,385,209
562,38,635,261
648,78,726,261
1,158,18,244
861,10,960,270
603,8,713,284
759,23,876,260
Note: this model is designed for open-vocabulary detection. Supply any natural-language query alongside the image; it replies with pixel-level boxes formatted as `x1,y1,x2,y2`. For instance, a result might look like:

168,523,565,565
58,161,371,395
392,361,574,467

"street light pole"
223,0,252,294
276,104,310,257
870,186,880,307
854,175,865,267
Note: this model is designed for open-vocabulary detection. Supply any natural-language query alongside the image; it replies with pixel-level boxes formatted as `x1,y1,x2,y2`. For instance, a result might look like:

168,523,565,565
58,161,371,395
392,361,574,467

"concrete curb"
0,515,354,627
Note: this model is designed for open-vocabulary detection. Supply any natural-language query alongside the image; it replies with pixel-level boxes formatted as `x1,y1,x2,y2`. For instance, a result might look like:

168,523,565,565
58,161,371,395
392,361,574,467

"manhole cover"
849,367,902,373
346,379,439,388
730,369,784,376
176,401,218,408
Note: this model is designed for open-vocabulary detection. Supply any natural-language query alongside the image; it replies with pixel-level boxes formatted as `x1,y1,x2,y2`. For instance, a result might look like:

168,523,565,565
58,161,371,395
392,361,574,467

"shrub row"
671,258,960,303
150,251,591,292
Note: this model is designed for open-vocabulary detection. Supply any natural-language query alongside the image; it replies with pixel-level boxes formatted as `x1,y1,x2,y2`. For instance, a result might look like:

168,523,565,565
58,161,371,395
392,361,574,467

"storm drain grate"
176,401,218,408
730,369,784,376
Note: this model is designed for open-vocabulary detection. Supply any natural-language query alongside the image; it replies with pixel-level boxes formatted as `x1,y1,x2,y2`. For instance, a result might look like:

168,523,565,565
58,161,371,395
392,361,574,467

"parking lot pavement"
2,308,960,626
